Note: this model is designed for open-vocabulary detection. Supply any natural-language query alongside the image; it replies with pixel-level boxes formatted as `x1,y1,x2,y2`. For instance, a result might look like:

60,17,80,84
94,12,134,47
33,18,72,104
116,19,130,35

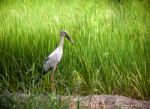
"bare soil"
0,93,150,109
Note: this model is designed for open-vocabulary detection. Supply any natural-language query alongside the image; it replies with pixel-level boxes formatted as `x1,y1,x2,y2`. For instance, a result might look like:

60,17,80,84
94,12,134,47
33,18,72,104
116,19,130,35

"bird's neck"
58,36,64,48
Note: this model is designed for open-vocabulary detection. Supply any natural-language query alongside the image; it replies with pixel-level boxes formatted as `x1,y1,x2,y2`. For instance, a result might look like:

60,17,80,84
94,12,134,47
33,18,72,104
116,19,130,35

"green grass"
0,0,150,100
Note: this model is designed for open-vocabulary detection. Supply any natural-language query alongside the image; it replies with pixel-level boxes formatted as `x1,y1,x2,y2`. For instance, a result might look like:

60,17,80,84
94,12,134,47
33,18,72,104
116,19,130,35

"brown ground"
0,93,150,109
65,95,150,109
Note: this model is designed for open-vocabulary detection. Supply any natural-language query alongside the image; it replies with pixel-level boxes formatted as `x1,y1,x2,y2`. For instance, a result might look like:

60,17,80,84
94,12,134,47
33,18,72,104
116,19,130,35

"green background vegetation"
0,0,150,100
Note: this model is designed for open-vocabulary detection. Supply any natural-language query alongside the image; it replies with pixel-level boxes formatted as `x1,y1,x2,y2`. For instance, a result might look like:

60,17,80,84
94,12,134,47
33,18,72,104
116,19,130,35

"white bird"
37,30,74,92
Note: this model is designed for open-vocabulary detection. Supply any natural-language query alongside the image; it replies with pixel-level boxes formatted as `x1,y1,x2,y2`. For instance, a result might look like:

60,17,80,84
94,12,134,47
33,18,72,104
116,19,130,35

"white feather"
43,46,63,72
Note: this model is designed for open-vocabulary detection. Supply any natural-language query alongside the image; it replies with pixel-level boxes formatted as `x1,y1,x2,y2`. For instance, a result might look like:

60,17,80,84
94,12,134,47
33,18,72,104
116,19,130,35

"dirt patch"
65,95,150,109
0,93,150,109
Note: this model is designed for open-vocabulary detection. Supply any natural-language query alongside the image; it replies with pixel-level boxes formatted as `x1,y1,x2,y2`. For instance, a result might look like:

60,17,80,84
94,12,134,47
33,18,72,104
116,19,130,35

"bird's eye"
60,31,67,36
63,32,67,35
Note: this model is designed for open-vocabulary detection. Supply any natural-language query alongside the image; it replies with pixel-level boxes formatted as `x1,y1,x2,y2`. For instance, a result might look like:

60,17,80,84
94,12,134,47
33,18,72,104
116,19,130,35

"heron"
37,30,74,92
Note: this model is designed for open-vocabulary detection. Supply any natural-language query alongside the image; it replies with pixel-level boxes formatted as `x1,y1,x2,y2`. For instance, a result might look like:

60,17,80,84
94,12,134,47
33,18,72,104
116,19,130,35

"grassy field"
0,0,150,100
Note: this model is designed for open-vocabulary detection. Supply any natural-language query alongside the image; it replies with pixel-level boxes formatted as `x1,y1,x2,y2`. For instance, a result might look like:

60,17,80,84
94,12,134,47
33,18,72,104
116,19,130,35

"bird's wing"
44,57,49,63
42,57,53,73
42,47,63,73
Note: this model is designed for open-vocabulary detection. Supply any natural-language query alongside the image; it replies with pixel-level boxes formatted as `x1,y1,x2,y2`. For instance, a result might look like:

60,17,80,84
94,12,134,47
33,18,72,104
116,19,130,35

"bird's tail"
35,67,43,84
35,73,42,84
35,68,47,84
35,66,53,84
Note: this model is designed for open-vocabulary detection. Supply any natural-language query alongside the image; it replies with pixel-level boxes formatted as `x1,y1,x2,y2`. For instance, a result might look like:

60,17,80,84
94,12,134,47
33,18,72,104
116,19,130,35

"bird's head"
60,30,74,44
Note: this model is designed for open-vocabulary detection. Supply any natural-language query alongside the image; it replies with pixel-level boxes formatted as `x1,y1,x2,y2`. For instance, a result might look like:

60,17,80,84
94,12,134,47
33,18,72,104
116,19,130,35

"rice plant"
0,0,150,100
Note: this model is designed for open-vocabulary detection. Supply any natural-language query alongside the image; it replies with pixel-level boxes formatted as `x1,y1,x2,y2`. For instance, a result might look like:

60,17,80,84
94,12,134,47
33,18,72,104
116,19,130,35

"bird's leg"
51,66,56,94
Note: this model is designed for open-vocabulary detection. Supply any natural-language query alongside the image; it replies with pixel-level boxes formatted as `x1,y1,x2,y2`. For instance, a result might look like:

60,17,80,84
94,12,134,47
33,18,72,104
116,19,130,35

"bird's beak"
66,34,75,45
